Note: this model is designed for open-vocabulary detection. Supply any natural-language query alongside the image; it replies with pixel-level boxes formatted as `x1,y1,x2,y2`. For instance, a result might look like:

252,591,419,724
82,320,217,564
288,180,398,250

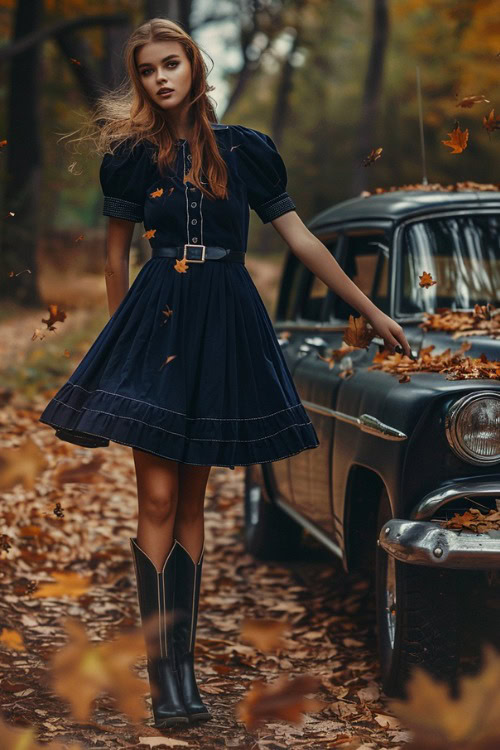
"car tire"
375,487,459,697
244,464,303,560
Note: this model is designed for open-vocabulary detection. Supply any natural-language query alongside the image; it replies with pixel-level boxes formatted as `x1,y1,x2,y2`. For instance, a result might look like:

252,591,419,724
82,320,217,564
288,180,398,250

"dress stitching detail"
51,397,313,443
65,382,304,421
40,418,318,468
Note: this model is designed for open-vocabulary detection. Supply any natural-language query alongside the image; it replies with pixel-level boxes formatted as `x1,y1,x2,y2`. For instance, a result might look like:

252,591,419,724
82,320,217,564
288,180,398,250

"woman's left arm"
271,211,413,358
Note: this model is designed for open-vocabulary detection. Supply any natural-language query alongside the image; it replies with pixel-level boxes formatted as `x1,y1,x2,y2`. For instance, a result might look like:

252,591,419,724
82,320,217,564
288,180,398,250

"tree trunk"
351,0,390,196
0,0,44,307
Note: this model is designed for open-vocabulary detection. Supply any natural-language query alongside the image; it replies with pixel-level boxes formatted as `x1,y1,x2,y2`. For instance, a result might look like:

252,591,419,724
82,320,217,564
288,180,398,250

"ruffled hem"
38,382,320,469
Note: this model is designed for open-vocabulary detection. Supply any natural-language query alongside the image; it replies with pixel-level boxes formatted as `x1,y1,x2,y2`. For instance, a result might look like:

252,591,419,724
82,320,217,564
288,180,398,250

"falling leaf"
161,304,174,324
150,187,164,198
143,229,156,239
240,618,290,653
235,674,325,730
390,646,500,745
74,235,84,242
174,257,189,273
456,94,490,108
419,271,437,288
41,304,67,331
52,454,105,486
160,354,177,370
483,109,500,133
32,571,92,599
0,436,47,492
0,629,26,651
362,147,383,166
50,618,150,723
342,314,375,349
318,342,357,369
442,123,469,154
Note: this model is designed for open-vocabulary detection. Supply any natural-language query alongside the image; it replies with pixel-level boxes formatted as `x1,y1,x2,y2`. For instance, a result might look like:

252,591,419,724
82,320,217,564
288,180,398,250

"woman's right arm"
104,217,135,317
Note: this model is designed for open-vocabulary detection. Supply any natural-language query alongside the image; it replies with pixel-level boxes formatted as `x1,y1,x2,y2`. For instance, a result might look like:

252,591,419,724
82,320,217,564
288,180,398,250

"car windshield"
399,213,500,314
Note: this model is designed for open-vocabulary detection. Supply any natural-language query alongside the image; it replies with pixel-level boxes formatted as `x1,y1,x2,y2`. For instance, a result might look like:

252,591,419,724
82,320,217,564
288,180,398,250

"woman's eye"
141,62,178,76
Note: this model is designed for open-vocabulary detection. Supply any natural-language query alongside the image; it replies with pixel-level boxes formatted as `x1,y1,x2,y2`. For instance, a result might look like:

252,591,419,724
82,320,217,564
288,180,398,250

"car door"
286,226,392,536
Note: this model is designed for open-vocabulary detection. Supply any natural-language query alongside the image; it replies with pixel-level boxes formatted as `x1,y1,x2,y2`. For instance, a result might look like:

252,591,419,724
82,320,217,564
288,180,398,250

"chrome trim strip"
412,479,500,520
300,400,407,440
274,320,348,333
275,497,343,559
379,518,500,569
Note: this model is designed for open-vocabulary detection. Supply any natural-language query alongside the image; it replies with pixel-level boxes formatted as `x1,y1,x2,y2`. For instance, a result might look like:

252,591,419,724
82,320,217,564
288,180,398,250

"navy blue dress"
38,123,320,468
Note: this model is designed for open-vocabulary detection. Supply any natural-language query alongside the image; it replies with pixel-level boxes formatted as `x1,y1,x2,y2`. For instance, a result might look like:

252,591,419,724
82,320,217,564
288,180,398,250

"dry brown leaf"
342,315,375,349
240,618,290,653
235,674,325,730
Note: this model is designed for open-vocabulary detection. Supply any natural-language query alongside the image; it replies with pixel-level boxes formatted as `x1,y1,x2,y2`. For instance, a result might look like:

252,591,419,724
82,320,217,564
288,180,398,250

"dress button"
190,201,197,208
191,219,197,225
192,237,198,242
189,187,196,191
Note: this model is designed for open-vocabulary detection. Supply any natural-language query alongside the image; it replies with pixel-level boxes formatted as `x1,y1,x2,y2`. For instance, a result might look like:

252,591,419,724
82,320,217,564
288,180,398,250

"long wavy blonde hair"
62,17,229,201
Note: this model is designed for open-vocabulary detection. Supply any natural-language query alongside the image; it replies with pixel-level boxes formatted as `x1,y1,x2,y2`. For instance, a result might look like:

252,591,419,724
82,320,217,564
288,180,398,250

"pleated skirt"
38,256,320,469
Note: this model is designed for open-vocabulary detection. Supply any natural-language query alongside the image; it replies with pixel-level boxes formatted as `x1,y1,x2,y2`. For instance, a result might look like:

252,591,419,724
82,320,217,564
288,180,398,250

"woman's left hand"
365,310,414,358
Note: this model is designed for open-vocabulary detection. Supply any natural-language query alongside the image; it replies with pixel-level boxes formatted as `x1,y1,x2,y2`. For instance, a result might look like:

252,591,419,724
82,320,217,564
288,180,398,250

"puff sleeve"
231,125,297,223
99,139,153,223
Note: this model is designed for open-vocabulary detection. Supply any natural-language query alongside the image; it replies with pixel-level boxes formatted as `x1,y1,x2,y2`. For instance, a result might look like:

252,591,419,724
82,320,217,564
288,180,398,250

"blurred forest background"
0,0,498,372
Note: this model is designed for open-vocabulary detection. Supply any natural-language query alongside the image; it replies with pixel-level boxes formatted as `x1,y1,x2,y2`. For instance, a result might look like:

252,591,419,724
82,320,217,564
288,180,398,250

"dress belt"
152,245,245,264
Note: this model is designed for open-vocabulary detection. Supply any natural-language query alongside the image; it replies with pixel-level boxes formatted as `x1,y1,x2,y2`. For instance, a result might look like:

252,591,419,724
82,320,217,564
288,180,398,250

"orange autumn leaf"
390,645,500,746
342,314,375,349
235,674,325,730
0,436,47,492
50,618,150,723
32,571,92,599
442,124,469,154
161,304,174,324
160,354,177,370
0,139,7,149
150,187,163,198
41,304,67,331
74,235,84,242
240,618,290,653
0,714,83,750
440,507,500,533
456,94,490,108
362,147,383,166
483,109,500,133
174,257,189,273
420,305,500,339
143,229,156,239
419,271,437,288
0,628,26,651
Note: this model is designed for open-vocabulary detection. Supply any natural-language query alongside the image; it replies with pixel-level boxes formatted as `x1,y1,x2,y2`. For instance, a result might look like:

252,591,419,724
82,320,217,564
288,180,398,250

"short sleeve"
99,139,153,223
230,125,297,223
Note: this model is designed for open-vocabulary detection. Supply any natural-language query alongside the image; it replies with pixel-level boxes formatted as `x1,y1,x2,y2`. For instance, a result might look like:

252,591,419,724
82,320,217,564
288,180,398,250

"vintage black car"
244,189,500,696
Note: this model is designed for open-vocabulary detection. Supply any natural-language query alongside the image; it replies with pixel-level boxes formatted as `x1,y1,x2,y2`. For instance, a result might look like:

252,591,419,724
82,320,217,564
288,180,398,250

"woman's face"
136,40,192,114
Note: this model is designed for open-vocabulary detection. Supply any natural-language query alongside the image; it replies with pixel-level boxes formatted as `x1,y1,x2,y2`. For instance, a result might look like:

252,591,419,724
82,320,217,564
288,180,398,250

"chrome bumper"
379,519,500,569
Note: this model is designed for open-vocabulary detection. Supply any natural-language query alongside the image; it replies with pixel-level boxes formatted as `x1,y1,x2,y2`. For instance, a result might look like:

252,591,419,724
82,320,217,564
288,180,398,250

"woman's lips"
158,90,174,97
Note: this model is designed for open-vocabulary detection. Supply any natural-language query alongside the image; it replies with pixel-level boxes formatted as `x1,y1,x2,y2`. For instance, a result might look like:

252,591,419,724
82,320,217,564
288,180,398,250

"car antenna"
416,65,428,185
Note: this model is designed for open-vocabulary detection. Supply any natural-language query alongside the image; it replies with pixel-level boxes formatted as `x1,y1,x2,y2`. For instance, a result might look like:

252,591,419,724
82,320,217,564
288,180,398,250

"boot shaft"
173,540,204,655
129,537,178,661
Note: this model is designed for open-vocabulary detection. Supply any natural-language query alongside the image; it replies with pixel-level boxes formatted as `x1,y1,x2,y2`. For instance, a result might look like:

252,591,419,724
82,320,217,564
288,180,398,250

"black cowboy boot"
129,537,189,727
172,540,212,722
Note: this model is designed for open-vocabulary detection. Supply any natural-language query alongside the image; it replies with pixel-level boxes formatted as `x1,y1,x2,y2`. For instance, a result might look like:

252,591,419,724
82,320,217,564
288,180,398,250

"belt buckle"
183,243,206,263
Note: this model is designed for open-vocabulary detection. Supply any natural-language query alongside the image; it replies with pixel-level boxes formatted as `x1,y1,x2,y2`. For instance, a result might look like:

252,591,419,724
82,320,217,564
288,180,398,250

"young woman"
38,18,411,730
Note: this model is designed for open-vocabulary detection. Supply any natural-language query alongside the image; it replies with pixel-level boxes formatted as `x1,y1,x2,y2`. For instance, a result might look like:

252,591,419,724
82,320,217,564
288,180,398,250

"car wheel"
244,464,303,560
375,487,459,697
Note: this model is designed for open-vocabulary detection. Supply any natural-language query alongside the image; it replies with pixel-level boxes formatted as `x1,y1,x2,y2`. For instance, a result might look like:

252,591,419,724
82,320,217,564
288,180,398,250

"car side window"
297,235,339,322
332,229,390,320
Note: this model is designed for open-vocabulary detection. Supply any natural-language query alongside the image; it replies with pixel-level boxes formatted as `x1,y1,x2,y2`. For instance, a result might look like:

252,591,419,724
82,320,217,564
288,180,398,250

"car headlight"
445,391,500,465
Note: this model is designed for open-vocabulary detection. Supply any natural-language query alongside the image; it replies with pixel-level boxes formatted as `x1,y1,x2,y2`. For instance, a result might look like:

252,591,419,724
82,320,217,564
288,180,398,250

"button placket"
183,142,203,247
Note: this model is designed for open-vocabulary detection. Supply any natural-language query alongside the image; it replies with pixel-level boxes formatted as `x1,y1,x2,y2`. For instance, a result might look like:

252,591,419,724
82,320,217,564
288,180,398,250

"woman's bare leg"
132,448,179,570
174,463,212,563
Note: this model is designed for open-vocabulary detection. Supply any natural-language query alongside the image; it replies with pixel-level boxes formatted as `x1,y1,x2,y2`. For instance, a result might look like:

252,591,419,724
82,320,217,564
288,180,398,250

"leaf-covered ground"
0,394,413,749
